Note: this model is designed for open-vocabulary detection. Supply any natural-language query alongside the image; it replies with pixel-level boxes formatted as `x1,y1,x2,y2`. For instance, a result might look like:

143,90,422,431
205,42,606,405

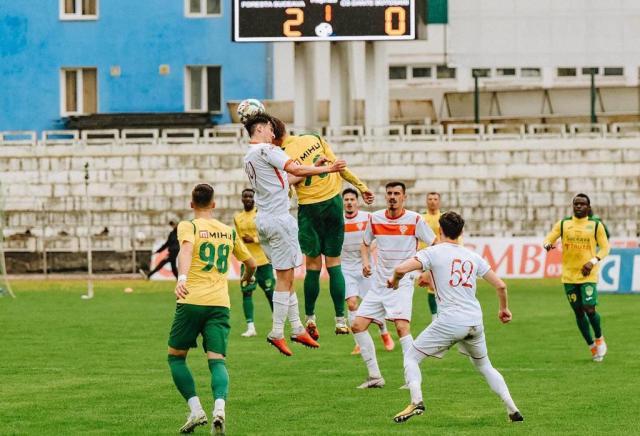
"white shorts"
356,280,414,321
255,214,303,271
343,269,372,300
412,320,488,359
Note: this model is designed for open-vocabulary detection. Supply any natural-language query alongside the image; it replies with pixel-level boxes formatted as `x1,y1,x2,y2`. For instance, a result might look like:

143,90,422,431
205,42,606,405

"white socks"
271,291,289,338
399,334,413,355
378,320,388,335
287,292,304,333
472,357,519,414
403,347,425,404
348,310,357,326
187,396,204,415
246,321,255,330
354,331,381,379
213,399,225,417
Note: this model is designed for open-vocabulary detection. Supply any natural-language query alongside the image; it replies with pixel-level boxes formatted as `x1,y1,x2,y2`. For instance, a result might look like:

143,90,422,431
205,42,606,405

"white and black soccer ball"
315,22,333,38
237,98,265,123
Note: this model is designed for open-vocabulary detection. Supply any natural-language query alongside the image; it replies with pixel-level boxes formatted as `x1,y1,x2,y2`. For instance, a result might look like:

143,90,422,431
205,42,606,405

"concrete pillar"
364,42,389,127
329,43,349,127
272,43,295,101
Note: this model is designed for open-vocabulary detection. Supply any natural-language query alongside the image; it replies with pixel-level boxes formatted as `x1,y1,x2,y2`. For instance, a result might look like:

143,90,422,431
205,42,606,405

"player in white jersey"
388,211,523,423
350,182,435,389
242,114,346,356
342,188,395,355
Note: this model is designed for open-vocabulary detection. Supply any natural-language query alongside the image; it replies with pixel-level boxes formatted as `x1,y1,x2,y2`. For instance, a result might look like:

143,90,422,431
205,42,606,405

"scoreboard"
233,0,415,42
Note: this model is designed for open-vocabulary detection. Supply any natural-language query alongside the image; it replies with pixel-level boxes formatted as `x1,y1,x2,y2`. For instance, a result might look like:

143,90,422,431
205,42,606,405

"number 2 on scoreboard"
283,8,303,37
449,258,474,288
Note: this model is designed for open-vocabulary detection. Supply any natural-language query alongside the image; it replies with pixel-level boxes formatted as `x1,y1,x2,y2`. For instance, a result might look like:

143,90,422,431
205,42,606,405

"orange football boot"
267,336,292,356
291,330,320,348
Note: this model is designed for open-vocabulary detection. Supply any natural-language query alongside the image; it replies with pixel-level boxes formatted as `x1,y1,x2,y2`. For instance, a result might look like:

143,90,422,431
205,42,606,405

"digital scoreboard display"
233,0,415,42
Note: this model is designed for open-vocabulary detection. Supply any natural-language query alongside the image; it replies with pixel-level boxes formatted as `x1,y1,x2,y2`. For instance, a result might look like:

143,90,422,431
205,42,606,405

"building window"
185,0,221,17
60,0,98,20
604,67,624,76
411,67,432,79
60,68,98,115
185,66,222,113
557,67,577,77
581,67,600,75
389,66,407,80
436,65,456,79
472,68,491,78
496,68,516,77
520,67,541,78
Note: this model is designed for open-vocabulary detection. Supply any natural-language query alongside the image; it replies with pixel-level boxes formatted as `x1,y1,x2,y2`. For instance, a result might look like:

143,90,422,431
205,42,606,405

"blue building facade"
0,0,269,131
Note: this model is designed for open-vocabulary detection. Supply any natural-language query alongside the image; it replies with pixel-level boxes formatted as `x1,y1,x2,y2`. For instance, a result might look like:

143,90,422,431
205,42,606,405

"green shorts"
168,304,230,355
297,194,345,258
241,263,275,292
564,283,598,306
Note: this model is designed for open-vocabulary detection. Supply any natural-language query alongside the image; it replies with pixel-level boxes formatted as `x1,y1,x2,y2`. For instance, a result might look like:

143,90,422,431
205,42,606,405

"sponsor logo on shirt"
357,222,364,230
399,225,408,235
199,231,209,238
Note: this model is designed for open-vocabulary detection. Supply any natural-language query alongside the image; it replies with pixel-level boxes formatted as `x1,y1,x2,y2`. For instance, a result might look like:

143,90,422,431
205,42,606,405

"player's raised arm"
482,270,512,324
175,222,195,299
388,257,423,289
543,220,562,251
284,158,346,177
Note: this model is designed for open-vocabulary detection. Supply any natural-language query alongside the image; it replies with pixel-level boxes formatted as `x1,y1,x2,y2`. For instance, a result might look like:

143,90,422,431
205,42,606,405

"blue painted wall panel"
0,0,268,131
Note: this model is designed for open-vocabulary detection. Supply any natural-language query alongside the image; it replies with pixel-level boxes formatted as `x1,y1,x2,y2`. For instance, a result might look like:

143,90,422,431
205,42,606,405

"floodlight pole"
590,71,597,124
473,72,480,124
82,162,94,300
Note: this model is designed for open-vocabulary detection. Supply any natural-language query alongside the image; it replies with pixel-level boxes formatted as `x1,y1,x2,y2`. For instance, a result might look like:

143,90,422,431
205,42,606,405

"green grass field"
1,278,639,435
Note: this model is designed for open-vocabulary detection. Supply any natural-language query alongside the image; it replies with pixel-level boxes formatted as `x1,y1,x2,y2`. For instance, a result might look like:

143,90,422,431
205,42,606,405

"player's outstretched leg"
208,359,228,435
168,354,208,433
584,305,606,361
353,329,385,388
394,345,426,423
268,290,293,356
470,356,523,422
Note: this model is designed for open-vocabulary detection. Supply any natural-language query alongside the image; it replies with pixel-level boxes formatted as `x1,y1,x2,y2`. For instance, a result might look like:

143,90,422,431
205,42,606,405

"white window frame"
184,66,223,114
184,0,222,18
59,0,99,21
59,67,98,116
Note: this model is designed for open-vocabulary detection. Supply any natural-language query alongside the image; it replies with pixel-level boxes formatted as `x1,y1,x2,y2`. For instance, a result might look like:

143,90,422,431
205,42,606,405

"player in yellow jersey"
544,193,610,362
167,183,256,435
271,116,374,339
233,188,275,337
417,192,443,320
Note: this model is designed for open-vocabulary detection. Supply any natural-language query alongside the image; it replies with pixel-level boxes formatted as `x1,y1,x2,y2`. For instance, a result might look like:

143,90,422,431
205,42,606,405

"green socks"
427,293,438,315
327,265,346,318
242,291,254,323
586,311,602,339
263,290,274,311
168,355,197,401
208,359,229,401
304,269,321,316
573,311,594,345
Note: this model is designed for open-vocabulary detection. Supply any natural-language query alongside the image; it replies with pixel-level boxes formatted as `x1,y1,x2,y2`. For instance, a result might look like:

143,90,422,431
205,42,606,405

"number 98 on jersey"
233,0,415,41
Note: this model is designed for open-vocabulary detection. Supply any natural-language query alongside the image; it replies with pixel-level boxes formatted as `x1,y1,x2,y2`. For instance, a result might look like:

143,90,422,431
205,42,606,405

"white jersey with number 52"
415,242,491,326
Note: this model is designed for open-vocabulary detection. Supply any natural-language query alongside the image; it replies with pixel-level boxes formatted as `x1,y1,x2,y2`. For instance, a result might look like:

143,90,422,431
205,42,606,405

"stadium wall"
0,0,268,132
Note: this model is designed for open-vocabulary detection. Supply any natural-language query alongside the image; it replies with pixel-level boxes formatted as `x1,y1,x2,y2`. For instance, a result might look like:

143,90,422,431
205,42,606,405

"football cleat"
267,336,292,356
596,337,607,359
306,320,320,340
350,345,361,355
381,332,395,351
509,411,524,422
211,413,225,435
393,401,425,423
590,344,602,362
356,376,385,389
241,327,257,337
291,330,320,348
179,411,208,433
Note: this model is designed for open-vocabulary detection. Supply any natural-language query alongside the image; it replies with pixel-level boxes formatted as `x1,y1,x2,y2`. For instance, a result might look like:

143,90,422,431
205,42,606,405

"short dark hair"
573,193,591,205
169,221,176,226
342,188,359,198
439,211,464,239
385,181,406,193
243,113,273,137
427,192,440,198
270,116,287,141
192,183,214,208
241,188,255,195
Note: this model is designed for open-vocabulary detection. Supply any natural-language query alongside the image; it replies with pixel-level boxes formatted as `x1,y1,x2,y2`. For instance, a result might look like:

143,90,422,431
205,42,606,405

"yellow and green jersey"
281,134,368,205
418,210,462,249
544,216,610,284
233,208,269,267
177,218,252,307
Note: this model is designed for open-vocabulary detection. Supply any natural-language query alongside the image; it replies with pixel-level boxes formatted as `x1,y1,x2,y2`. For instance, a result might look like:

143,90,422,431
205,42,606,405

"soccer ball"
135,231,146,242
237,98,265,123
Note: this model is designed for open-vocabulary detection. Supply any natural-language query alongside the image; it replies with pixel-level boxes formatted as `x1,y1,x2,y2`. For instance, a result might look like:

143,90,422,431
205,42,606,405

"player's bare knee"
325,256,340,268
207,351,224,360
351,317,370,333
168,347,188,357
306,255,322,271
394,320,411,337
346,297,358,311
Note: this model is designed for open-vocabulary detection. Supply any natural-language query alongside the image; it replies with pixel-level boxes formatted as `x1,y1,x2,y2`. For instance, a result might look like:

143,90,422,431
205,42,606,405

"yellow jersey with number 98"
177,218,252,307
